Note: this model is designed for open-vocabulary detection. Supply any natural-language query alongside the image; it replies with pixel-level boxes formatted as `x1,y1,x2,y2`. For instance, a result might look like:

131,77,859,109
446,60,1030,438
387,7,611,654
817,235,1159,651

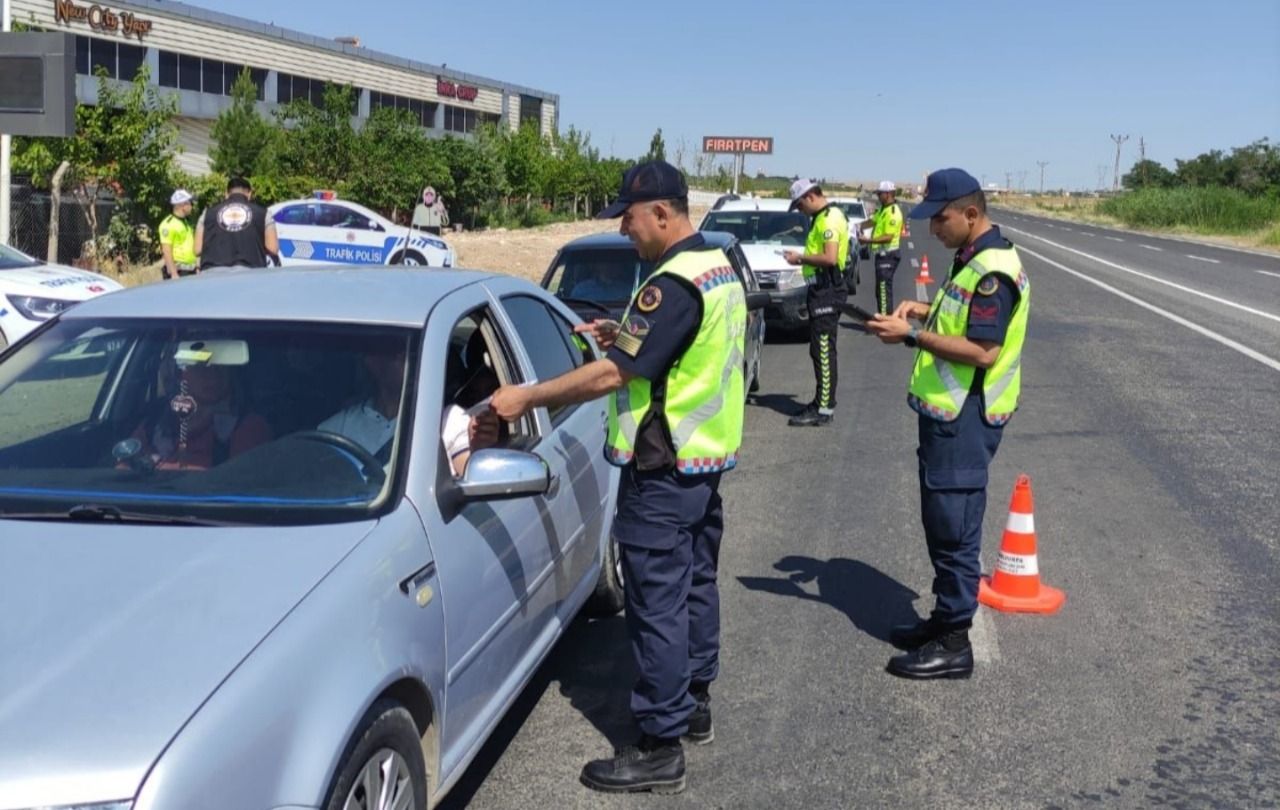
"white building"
10,0,560,174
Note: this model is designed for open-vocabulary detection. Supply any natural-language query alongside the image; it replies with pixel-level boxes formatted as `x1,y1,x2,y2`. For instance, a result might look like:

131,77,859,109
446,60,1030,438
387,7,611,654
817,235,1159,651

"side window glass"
274,205,312,226
500,295,580,424
443,307,536,462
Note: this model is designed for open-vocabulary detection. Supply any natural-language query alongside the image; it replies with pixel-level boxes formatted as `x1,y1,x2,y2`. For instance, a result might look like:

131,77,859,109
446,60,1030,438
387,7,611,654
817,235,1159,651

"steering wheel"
290,430,386,486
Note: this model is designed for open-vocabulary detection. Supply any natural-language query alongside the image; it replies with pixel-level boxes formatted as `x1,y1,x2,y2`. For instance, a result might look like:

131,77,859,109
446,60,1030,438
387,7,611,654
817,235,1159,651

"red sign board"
437,79,478,102
702,136,773,155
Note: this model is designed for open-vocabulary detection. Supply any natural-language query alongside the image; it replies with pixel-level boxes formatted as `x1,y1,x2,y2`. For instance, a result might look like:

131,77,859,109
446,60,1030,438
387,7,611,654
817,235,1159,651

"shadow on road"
437,613,634,809
738,556,919,644
749,392,805,417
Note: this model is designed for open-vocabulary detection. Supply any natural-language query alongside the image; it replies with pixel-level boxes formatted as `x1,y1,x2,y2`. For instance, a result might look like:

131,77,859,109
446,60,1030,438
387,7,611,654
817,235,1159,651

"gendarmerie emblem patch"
976,275,1000,296
636,285,662,313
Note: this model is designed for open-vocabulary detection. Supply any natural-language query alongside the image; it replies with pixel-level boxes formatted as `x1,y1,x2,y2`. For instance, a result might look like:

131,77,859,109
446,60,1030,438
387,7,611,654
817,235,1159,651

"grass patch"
1099,187,1280,234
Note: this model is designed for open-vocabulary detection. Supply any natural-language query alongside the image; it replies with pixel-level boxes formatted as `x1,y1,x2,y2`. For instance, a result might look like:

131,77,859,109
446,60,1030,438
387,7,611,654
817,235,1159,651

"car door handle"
399,561,437,608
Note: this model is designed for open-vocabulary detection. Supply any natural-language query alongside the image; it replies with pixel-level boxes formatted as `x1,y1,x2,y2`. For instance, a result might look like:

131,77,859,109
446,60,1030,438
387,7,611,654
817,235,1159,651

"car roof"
269,198,384,219
709,198,793,212
559,231,736,250
60,267,499,326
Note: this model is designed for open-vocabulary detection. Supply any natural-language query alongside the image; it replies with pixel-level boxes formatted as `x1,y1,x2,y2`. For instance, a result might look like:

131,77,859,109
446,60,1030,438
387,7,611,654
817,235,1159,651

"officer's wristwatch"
903,326,921,348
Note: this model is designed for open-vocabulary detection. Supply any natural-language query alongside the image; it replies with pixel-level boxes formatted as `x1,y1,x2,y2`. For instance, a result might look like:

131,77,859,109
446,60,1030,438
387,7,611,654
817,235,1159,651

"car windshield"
547,248,655,304
837,202,867,218
0,243,43,270
0,318,419,526
701,211,809,246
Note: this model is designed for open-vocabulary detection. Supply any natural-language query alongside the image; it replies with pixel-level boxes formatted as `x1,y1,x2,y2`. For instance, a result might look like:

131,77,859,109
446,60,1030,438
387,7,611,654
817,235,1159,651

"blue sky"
208,0,1278,190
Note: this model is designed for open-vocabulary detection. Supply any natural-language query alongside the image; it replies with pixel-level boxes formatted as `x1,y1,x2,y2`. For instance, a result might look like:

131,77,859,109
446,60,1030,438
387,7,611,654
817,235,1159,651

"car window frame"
496,293,587,428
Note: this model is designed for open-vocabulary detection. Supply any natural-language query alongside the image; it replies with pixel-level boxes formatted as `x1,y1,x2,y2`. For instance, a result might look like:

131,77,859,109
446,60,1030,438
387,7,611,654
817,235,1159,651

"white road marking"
1187,255,1220,264
1106,236,1125,242
1141,244,1163,251
1061,227,1074,232
1018,244,1280,373
1046,223,1057,228
911,258,920,268
1006,227,1280,325
972,607,1001,664
1258,270,1280,279
908,241,914,250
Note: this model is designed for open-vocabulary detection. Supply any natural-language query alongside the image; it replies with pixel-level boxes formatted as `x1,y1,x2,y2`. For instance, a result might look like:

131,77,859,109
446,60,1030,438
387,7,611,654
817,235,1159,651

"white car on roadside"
268,198,456,268
0,242,123,350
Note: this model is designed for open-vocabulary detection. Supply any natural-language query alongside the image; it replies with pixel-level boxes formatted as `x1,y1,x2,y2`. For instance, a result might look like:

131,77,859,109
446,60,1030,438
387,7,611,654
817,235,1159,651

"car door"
310,203,392,265
271,203,320,266
408,285,561,781
727,241,765,388
490,282,614,617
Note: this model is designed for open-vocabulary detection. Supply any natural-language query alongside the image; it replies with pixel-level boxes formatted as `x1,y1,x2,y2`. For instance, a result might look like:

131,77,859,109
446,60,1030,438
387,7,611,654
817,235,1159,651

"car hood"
0,519,375,810
0,263,123,301
738,242,797,272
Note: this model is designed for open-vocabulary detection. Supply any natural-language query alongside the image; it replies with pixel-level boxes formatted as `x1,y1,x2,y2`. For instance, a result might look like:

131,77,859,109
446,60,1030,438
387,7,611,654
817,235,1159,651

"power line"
1110,133,1130,191
1036,161,1050,194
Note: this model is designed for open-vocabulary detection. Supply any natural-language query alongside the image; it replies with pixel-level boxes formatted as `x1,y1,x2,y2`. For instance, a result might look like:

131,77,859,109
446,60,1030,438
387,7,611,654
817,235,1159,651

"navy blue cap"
909,168,982,220
597,161,689,219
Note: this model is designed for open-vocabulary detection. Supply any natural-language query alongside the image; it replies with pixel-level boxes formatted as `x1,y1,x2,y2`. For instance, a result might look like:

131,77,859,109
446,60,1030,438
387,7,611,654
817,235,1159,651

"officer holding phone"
491,161,746,794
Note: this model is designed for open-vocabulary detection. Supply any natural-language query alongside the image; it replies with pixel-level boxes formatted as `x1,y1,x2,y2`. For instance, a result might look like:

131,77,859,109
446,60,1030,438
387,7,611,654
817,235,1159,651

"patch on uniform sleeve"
614,331,644,357
976,275,1001,296
636,284,662,313
613,315,650,357
823,229,835,240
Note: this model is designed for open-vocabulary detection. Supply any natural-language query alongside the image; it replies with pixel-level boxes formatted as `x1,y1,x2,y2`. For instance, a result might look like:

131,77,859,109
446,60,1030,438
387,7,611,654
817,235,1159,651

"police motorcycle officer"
858,180,905,314
491,161,748,794
866,168,1029,680
195,176,279,270
782,179,850,427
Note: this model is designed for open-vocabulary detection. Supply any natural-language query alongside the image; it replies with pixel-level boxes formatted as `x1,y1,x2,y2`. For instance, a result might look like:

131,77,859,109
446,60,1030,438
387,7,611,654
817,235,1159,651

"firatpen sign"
702,136,773,155
53,0,154,41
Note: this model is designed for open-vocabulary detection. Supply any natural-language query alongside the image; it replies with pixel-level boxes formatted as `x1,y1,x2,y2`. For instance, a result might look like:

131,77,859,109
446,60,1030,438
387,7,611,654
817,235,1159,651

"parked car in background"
540,231,767,396
0,267,622,810
697,197,816,331
0,241,123,351
268,197,456,268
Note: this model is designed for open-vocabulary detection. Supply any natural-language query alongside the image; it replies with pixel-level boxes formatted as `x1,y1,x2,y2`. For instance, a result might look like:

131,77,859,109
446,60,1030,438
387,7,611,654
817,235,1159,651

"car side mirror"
457,448,550,500
746,291,770,312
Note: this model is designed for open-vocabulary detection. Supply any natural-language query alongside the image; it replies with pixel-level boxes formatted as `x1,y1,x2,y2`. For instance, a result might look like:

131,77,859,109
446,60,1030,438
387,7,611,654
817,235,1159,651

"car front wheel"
586,532,625,616
325,701,427,810
393,250,428,267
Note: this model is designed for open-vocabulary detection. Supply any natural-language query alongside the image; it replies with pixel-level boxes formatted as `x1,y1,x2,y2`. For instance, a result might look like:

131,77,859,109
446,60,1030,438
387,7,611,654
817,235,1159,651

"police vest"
159,214,196,266
802,205,850,280
200,195,268,269
870,202,903,251
606,247,747,475
907,246,1029,426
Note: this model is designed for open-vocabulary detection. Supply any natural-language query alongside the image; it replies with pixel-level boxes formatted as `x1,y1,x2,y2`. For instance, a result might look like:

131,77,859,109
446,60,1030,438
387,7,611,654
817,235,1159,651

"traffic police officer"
783,179,849,427
858,180,905,314
195,177,278,270
159,189,197,279
866,168,1029,680
491,161,746,794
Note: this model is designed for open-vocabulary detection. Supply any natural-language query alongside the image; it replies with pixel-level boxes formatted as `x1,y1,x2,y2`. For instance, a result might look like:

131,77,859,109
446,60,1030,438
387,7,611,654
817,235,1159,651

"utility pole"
1,0,13,246
1110,133,1129,191
1139,136,1147,186
1096,164,1109,191
1005,171,1012,193
1017,169,1028,191
1036,161,1049,194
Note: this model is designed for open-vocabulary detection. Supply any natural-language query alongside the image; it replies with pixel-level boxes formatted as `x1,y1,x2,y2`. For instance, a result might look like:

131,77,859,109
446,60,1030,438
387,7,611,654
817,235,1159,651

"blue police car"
269,197,456,268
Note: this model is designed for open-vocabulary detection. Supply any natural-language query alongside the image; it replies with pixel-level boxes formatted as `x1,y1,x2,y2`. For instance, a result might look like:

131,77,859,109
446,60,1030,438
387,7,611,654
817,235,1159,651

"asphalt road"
439,213,1280,809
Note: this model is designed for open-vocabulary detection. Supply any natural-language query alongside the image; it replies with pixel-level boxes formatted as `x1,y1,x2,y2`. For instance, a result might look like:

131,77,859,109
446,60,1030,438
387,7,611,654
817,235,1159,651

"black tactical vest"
200,194,268,269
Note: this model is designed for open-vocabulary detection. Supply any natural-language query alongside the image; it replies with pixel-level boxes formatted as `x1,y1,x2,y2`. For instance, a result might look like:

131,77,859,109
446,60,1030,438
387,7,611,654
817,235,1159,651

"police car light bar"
312,190,337,200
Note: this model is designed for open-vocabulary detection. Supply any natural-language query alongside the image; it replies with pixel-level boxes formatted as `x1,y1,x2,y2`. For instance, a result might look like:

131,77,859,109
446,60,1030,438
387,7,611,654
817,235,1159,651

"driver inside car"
128,341,272,471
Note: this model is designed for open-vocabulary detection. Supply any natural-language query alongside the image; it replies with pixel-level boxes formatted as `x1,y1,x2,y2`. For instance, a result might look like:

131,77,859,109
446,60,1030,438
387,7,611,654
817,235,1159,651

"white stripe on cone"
996,550,1039,576
1006,511,1035,534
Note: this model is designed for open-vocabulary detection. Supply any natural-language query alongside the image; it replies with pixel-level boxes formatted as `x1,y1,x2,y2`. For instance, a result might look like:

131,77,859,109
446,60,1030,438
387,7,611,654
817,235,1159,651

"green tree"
272,83,358,186
1175,150,1229,187
344,107,452,217
209,67,278,178
437,125,508,227
646,127,666,162
1122,159,1177,190
13,65,179,263
501,121,551,204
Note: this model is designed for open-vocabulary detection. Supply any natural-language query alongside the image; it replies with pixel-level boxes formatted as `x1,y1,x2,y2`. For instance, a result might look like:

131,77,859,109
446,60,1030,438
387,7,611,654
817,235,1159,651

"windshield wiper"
0,504,238,526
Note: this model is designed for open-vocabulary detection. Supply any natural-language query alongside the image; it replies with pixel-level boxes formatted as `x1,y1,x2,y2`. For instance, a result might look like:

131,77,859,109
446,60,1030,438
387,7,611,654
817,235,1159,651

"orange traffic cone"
978,475,1065,614
916,254,932,284
903,221,911,238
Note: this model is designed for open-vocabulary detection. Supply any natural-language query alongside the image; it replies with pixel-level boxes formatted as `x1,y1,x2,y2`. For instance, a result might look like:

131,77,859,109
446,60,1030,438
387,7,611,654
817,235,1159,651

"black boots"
683,685,714,746
580,735,686,794
886,628,974,680
788,403,833,427
889,617,947,649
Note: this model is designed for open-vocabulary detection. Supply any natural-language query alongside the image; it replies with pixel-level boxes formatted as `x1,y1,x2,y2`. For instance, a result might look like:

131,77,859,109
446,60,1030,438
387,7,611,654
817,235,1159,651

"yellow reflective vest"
802,205,849,281
606,246,747,474
870,201,903,251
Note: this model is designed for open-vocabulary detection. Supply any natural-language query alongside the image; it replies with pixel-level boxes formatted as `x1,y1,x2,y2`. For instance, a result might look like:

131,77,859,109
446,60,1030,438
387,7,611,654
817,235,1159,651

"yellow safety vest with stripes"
802,205,849,280
908,246,1029,426
606,247,747,474
870,202,903,251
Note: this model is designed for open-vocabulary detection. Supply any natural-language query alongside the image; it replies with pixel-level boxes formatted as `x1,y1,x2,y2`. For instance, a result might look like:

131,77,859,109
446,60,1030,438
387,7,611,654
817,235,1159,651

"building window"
154,51,264,99
277,73,357,113
519,95,542,128
443,104,477,134
202,58,225,96
370,90,436,128
75,35,89,75
159,49,176,86
89,37,114,76
178,54,201,91
74,36,145,81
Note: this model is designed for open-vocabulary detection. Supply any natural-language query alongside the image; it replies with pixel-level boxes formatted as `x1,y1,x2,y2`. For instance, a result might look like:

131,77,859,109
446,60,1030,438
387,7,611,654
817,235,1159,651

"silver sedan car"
0,268,624,810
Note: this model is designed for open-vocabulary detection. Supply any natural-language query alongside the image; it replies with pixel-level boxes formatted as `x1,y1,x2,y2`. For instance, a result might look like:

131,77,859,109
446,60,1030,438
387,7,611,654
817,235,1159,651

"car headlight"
8,294,75,321
777,270,807,290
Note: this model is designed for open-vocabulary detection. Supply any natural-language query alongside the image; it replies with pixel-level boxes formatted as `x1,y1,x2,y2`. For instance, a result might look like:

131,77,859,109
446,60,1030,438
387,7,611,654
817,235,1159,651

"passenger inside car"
129,340,272,470
442,326,501,476
317,336,408,460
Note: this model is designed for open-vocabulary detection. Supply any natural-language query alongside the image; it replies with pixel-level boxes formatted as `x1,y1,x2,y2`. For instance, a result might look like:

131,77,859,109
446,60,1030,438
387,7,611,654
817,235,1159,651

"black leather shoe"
889,617,946,650
683,693,714,746
580,736,686,794
788,405,833,427
886,631,974,680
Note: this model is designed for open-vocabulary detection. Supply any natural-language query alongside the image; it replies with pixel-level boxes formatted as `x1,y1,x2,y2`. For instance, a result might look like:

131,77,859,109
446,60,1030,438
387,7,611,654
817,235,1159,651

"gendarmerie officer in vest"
195,177,278,270
866,168,1029,680
491,161,746,794
857,180,905,314
782,179,850,427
